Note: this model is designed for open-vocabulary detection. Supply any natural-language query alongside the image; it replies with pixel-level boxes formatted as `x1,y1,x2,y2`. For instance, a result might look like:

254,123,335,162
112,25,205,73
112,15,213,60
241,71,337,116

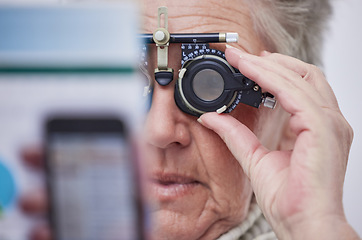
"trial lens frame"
140,7,276,115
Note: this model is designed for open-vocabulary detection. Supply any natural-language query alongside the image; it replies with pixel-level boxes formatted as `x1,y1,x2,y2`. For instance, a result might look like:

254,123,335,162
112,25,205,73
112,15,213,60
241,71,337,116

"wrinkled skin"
21,0,360,239
198,46,358,239
141,0,282,239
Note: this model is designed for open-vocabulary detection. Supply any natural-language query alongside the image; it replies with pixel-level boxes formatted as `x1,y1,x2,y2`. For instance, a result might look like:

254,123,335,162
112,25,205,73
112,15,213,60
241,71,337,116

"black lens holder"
141,7,276,117
174,43,264,117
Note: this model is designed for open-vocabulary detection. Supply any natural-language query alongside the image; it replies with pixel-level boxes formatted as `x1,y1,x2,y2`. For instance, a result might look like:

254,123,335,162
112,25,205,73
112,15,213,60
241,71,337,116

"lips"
149,173,202,201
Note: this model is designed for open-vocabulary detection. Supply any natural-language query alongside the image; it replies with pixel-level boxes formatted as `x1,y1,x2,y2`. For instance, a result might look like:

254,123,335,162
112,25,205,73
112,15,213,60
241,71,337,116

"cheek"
192,123,253,215
196,105,258,189
230,104,259,131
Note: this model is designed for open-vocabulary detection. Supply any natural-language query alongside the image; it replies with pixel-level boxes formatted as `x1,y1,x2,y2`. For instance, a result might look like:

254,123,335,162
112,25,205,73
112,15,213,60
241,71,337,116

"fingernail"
197,117,203,124
260,50,271,56
225,44,237,49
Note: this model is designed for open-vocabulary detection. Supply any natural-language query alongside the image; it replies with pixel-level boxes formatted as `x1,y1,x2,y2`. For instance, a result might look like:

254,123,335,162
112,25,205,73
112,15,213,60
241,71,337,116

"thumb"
198,112,267,178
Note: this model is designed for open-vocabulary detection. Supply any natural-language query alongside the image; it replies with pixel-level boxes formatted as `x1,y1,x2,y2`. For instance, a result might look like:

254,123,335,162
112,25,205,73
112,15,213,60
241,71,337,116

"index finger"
226,46,338,110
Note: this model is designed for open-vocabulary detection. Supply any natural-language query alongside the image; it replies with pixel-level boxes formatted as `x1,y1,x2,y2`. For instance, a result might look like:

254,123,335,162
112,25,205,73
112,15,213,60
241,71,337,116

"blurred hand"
198,46,360,239
20,146,51,240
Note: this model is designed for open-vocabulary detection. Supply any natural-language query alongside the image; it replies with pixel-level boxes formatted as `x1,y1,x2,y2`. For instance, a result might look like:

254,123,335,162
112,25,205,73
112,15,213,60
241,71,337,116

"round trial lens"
192,69,224,101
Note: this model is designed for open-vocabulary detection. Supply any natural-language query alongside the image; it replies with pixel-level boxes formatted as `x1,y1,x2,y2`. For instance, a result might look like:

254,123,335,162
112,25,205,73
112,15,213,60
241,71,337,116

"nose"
144,83,192,149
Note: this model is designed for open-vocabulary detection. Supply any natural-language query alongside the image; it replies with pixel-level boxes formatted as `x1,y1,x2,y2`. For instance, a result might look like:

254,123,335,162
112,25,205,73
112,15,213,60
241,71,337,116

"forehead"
141,0,264,54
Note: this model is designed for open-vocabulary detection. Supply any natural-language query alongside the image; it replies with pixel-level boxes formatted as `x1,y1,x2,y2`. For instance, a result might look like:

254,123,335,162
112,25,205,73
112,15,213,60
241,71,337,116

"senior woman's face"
142,0,266,239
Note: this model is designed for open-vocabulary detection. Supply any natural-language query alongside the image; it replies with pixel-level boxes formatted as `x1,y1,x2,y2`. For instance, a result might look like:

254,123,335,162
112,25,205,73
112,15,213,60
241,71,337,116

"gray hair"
245,0,332,66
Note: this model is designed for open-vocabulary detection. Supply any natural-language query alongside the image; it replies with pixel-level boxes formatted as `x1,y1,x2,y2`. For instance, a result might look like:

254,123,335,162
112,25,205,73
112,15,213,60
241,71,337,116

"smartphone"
45,117,144,240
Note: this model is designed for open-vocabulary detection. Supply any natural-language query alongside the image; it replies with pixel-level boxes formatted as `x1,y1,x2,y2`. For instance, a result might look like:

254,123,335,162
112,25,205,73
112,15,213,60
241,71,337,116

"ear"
277,116,297,151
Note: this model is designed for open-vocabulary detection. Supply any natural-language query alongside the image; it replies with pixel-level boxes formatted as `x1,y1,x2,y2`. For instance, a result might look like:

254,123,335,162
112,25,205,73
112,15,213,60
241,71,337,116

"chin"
149,204,242,240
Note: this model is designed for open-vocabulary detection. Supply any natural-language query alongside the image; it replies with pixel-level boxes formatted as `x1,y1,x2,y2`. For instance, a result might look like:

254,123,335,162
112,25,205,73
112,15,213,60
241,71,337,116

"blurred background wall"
323,0,362,236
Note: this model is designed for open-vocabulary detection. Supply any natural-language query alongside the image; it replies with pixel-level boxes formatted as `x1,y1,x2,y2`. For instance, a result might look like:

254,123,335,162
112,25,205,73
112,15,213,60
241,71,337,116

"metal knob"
263,96,277,109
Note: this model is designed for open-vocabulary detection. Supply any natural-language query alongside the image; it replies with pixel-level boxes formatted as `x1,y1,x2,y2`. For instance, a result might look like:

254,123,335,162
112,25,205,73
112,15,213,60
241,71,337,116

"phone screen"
46,118,142,240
